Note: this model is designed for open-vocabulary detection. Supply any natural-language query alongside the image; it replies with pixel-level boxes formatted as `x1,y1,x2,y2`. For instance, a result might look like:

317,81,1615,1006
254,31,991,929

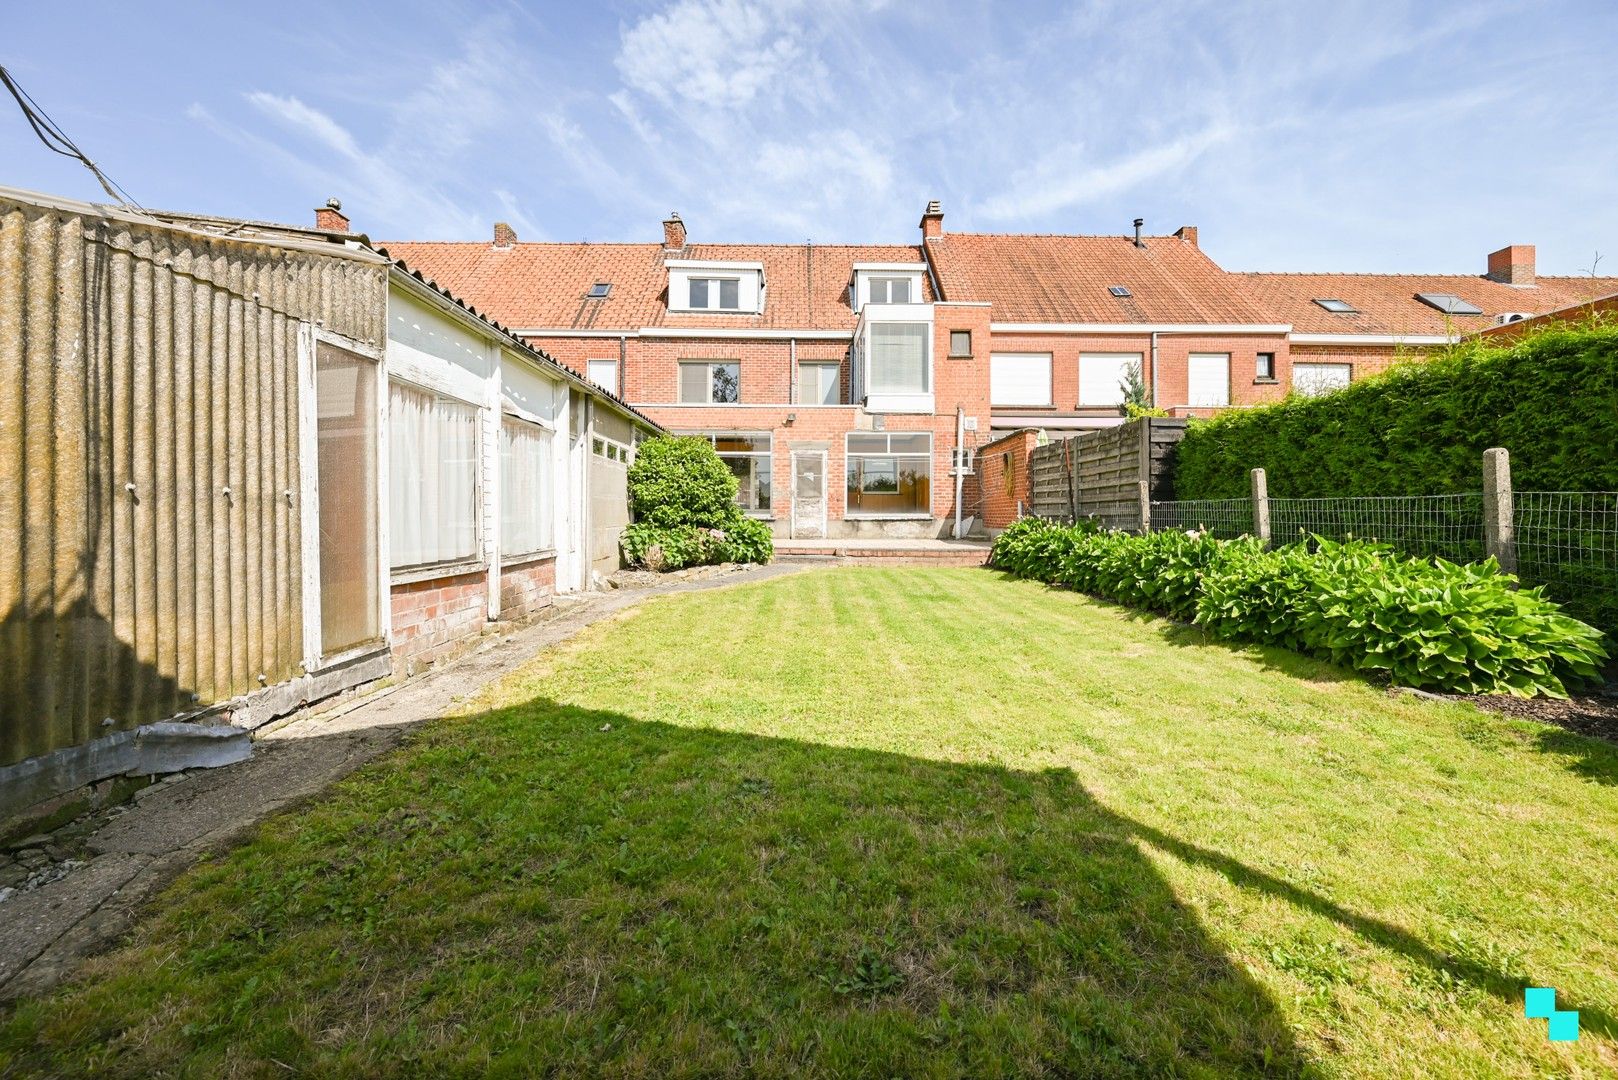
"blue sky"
6,1,1616,274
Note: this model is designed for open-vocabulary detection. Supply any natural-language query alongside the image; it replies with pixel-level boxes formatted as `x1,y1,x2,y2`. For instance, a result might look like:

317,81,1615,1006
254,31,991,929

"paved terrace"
773,537,992,566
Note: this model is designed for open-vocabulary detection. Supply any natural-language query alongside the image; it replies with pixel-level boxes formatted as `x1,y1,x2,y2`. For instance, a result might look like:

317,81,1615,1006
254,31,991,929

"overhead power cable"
0,63,144,210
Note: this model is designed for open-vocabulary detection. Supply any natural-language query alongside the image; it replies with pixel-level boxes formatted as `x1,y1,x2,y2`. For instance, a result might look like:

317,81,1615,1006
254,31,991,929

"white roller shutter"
1188,353,1230,407
1293,363,1352,397
1078,353,1141,407
990,352,1052,406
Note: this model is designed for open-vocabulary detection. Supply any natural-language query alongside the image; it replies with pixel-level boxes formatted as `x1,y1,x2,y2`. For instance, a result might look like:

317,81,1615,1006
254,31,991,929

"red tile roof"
375,241,928,331
1239,272,1618,335
925,233,1278,324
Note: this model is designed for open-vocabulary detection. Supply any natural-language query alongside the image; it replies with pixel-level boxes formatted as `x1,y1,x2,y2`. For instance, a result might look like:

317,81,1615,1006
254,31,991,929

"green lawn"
4,568,1618,1077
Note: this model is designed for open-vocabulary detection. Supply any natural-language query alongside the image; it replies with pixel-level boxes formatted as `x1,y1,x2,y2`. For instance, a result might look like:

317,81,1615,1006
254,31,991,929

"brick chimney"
1175,225,1198,248
920,200,944,241
662,212,686,251
1486,244,1535,286
493,221,518,248
314,197,349,233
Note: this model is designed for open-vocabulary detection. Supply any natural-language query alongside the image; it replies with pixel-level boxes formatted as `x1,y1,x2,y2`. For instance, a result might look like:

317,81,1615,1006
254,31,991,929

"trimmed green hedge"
990,518,1608,698
1174,325,1618,499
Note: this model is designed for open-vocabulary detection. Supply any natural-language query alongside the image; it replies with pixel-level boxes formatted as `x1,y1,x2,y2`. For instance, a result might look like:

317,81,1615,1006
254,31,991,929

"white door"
1187,353,1231,408
792,450,827,538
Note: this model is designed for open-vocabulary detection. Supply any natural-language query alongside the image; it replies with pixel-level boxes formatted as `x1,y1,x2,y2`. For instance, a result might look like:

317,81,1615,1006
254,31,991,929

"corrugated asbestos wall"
0,192,386,766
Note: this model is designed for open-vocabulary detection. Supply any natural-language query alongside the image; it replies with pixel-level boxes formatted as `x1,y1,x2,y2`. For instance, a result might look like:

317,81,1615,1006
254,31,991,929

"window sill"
391,558,485,586
501,549,557,569
948,353,973,360
845,512,934,520
1253,378,1279,385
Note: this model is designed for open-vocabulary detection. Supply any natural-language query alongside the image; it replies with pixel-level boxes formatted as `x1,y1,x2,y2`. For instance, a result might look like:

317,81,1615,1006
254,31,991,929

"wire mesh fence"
1268,494,1486,563
1515,491,1618,635
1144,490,1617,635
1149,499,1251,539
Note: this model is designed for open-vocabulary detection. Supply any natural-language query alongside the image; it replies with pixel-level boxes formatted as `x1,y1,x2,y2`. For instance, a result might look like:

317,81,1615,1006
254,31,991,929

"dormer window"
690,277,740,310
851,263,926,312
666,260,765,314
866,276,913,304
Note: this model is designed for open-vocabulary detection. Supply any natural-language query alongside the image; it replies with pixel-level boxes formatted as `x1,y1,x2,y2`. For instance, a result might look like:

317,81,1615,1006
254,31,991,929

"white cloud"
978,124,1237,221
615,0,829,112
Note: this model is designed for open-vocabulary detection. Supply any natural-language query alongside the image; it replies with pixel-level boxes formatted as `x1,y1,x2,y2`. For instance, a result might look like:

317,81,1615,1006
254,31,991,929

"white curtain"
389,382,478,569
868,323,928,394
501,418,553,557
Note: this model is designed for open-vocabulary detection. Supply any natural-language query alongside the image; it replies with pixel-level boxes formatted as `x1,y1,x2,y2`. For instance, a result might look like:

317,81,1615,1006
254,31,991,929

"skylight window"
1313,298,1356,313
1415,292,1483,315
588,282,612,299
1108,285,1132,298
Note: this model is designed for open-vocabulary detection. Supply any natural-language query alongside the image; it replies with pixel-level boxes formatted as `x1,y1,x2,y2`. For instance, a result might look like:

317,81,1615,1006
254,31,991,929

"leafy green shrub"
622,435,773,569
991,520,1608,697
1175,325,1618,500
628,435,744,529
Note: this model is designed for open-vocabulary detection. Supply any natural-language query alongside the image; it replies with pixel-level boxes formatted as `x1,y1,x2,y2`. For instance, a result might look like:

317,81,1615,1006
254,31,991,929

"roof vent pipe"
1133,218,1145,248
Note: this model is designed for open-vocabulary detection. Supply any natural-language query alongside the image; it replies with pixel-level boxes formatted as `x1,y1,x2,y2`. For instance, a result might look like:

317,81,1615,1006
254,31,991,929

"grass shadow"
1,696,1318,1078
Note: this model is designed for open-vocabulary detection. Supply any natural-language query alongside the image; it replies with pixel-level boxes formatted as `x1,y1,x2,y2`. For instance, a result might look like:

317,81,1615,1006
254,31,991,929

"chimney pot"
663,213,686,251
314,197,350,233
493,221,518,248
1174,225,1198,248
1486,244,1535,286
920,199,944,240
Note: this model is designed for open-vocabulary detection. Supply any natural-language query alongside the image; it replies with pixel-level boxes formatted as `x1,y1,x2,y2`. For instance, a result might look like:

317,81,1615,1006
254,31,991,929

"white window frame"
990,352,1053,407
845,431,934,520
866,322,931,396
851,263,927,312
587,359,618,394
387,376,484,577
666,260,765,314
298,324,389,671
500,413,555,561
1078,352,1143,408
679,359,741,404
798,361,841,405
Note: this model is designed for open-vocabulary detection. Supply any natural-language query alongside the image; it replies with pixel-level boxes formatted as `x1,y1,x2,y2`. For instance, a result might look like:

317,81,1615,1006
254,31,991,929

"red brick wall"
975,428,1039,528
390,570,488,669
499,556,556,620
1286,343,1427,385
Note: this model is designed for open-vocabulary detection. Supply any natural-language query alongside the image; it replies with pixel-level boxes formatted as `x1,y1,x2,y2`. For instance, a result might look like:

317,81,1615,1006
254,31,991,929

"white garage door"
1079,353,1142,407
990,353,1052,406
1293,363,1352,397
1187,353,1230,407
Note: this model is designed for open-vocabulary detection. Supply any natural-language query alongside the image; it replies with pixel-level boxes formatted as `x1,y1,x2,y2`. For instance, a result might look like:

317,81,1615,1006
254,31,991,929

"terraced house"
383,203,1618,539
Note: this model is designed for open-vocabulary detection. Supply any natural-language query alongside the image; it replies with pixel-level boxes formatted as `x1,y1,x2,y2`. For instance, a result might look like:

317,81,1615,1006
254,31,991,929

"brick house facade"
382,205,1618,537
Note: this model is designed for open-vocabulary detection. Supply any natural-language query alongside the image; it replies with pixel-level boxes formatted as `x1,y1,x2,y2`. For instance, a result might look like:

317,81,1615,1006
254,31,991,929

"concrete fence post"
1138,480,1151,533
1482,447,1516,573
1250,467,1271,546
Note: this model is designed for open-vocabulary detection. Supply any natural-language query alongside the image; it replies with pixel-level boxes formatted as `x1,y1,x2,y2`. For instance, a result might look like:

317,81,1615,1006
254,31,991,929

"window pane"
317,343,379,652
712,362,739,403
950,330,971,356
679,363,708,403
846,449,931,515
847,433,888,454
1293,363,1351,397
990,353,1052,406
713,433,769,453
501,419,552,556
868,322,928,394
719,279,739,309
887,433,931,454
390,382,479,570
890,277,911,303
799,363,839,405
689,278,709,308
722,454,771,511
